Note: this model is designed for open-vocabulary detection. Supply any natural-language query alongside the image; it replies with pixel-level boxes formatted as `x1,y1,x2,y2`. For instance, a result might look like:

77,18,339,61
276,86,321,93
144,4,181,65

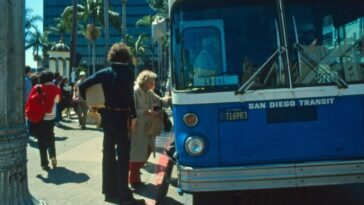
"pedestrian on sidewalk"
79,42,145,205
24,65,32,104
25,65,33,136
73,71,88,129
129,70,171,189
53,72,63,125
59,77,73,120
26,70,61,170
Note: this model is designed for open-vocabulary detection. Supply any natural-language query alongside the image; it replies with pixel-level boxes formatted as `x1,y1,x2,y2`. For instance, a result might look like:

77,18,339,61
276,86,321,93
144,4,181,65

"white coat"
130,85,165,162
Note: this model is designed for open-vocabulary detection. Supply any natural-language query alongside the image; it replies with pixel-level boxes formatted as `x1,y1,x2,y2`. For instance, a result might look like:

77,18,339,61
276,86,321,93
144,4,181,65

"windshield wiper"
293,43,348,89
292,15,302,77
235,47,284,94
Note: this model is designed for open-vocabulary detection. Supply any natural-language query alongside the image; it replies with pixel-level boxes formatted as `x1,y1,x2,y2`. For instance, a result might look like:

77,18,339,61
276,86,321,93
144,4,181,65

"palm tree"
62,0,121,74
25,7,43,64
78,22,92,74
135,15,155,27
26,28,55,67
133,0,168,72
25,28,43,66
147,0,168,16
70,0,78,80
134,34,154,69
40,31,55,68
121,0,127,38
47,17,72,42
150,0,169,72
133,14,154,70
82,0,121,73
25,8,42,43
104,0,110,65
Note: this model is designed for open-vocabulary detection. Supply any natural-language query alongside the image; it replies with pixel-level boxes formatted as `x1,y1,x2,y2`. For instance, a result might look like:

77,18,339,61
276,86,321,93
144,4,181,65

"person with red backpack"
26,70,61,170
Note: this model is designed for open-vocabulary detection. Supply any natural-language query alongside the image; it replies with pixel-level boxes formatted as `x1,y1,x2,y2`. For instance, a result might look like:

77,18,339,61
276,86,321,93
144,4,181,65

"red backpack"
26,85,47,123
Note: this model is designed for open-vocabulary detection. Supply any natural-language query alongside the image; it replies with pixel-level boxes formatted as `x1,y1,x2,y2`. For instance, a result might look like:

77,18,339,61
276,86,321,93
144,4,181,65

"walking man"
73,71,88,129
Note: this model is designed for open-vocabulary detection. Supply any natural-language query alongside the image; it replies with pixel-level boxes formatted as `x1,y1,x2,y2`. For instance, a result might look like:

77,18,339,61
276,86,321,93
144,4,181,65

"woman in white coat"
129,70,170,188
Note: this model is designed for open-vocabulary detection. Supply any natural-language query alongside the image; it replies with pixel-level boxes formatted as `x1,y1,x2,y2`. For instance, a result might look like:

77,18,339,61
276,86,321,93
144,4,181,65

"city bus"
168,0,364,203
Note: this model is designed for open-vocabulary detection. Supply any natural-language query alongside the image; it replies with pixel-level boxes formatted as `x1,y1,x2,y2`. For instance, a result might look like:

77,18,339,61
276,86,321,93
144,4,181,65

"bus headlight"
185,136,205,156
183,113,198,126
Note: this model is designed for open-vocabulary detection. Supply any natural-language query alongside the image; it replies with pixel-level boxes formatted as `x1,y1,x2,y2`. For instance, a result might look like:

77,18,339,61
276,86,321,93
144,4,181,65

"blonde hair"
135,70,157,87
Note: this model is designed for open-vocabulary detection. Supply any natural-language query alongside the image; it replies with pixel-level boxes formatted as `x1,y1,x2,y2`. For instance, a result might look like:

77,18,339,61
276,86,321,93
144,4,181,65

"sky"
25,0,43,68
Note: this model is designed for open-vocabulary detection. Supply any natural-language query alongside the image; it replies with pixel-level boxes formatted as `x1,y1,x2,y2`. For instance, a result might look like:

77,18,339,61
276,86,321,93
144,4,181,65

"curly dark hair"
39,70,54,84
25,65,32,74
107,42,131,63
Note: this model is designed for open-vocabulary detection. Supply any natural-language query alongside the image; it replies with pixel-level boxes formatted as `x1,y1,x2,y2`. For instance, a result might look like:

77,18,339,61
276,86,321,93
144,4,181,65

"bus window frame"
180,19,228,76
176,20,229,90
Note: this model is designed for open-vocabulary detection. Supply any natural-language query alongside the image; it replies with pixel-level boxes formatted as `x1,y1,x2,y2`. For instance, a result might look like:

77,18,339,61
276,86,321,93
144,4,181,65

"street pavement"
26,114,191,205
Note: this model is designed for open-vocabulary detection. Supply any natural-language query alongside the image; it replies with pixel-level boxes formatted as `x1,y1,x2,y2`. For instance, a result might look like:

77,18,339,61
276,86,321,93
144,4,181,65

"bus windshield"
171,0,364,92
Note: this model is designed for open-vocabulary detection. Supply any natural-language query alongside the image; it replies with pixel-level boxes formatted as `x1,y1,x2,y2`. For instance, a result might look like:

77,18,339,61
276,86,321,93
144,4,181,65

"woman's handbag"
146,113,163,136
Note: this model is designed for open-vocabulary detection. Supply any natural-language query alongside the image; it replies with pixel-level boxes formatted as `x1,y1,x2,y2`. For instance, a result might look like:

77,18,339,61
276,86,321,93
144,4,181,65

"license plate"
219,108,248,121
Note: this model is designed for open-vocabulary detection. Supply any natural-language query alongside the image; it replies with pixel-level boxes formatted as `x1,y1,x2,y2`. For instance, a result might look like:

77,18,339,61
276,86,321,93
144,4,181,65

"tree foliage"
25,8,42,41
132,0,169,70
147,0,168,16
25,8,54,67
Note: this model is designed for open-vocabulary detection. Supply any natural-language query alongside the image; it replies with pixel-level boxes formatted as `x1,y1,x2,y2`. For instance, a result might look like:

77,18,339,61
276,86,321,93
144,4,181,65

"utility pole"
0,0,45,204
121,0,127,40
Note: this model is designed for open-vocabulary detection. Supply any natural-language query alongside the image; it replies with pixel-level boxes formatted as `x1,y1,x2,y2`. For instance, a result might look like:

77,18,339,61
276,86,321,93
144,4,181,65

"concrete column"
0,0,45,204
49,59,56,74
65,59,70,79
58,58,64,76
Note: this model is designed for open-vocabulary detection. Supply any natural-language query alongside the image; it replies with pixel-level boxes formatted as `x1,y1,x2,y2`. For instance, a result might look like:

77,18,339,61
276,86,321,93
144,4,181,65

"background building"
44,0,155,74
48,40,70,78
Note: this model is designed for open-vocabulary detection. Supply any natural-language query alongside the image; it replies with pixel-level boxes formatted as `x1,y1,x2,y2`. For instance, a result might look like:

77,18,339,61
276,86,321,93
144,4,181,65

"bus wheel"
192,192,203,205
193,191,235,205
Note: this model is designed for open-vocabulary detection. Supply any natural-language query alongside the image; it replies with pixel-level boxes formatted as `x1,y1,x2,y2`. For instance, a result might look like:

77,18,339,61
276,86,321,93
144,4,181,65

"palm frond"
136,15,155,27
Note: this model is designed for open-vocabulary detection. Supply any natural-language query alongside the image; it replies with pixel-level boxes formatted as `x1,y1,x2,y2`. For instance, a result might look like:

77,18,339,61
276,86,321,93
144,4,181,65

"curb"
145,135,174,205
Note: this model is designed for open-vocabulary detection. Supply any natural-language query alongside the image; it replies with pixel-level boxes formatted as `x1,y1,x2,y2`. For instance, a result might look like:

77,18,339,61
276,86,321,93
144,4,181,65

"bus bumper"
178,159,364,192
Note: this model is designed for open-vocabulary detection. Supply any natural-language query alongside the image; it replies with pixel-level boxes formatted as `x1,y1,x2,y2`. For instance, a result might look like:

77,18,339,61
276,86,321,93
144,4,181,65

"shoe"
42,165,51,171
121,198,145,205
51,157,57,168
130,182,146,190
104,194,118,202
165,149,177,163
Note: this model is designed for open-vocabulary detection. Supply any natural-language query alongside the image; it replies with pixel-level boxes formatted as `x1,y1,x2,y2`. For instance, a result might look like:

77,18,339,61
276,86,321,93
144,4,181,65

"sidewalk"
26,117,172,205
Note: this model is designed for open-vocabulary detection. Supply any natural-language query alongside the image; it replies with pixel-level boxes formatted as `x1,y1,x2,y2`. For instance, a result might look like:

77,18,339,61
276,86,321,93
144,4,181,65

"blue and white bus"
169,0,364,203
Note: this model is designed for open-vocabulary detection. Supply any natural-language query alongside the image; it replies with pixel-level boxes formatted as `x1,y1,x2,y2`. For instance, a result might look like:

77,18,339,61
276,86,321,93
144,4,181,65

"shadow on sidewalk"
160,197,185,205
55,123,74,130
143,161,167,174
28,136,68,149
28,137,38,148
83,127,103,132
132,183,158,199
55,136,68,141
36,166,90,185
60,119,74,123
